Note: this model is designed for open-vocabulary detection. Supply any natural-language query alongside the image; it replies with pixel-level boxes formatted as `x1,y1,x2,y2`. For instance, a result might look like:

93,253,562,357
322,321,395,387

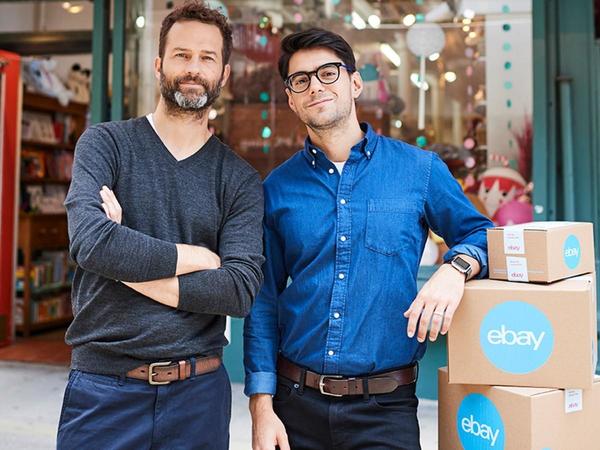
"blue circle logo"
480,302,554,374
457,393,505,449
563,234,581,269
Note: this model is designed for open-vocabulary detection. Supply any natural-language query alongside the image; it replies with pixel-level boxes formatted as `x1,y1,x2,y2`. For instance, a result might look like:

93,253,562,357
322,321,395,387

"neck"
307,116,364,163
151,98,212,155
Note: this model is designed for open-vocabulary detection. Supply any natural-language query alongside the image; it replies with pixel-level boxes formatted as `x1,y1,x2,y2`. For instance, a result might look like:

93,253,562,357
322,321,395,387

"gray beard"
174,91,208,109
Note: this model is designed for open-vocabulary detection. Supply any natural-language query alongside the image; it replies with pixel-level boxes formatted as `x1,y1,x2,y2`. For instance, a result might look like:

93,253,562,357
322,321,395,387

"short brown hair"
158,1,233,65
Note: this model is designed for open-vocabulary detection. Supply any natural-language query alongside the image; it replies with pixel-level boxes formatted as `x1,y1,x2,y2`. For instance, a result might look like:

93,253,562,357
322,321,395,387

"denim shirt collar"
302,122,378,169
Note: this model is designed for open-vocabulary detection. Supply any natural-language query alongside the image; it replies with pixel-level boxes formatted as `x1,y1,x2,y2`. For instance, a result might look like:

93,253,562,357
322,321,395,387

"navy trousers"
57,364,231,450
273,375,421,450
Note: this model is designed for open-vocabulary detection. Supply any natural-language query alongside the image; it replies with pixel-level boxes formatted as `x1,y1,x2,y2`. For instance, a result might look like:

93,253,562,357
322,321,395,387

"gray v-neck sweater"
64,117,264,375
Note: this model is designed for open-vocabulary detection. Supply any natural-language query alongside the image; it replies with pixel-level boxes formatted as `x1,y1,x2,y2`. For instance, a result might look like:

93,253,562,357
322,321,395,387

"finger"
99,190,114,216
277,431,291,450
429,307,447,341
103,188,121,213
417,302,436,342
406,297,424,338
101,191,118,219
105,188,122,210
440,302,459,335
101,203,111,219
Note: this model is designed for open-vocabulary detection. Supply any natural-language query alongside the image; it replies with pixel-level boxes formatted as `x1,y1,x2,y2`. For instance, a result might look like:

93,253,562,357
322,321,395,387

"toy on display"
21,58,73,106
477,166,528,223
67,64,91,104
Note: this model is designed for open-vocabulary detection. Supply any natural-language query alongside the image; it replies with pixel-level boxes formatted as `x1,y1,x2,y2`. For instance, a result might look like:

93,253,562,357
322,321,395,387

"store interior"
0,0,534,365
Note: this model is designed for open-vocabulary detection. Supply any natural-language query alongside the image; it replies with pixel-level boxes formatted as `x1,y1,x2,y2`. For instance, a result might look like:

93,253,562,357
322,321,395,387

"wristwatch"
448,255,473,280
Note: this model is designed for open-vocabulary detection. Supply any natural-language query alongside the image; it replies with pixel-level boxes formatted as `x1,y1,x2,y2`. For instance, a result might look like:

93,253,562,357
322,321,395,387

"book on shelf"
16,250,75,292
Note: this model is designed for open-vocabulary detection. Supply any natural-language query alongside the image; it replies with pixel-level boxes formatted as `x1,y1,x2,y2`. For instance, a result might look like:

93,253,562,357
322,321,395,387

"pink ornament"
294,12,303,23
294,0,303,4
494,199,533,226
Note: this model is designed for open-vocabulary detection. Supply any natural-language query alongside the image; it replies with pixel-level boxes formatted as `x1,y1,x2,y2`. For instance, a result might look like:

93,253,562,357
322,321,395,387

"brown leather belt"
277,356,418,397
127,356,221,385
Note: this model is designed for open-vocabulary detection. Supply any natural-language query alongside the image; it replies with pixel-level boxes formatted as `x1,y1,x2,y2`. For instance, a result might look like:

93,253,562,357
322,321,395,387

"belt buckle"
318,374,343,397
148,361,172,385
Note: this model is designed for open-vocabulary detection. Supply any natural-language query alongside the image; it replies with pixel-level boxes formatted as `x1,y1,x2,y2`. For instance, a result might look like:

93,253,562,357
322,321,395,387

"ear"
220,64,231,87
351,70,363,100
154,57,162,82
287,89,298,115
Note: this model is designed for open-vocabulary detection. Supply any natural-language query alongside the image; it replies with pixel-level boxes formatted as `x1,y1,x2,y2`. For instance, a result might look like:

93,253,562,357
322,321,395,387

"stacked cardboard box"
440,222,598,449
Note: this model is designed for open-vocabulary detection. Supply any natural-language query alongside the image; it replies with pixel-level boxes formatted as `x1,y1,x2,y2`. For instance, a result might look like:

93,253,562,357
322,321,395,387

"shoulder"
78,117,145,149
263,150,305,191
377,134,434,163
212,138,262,196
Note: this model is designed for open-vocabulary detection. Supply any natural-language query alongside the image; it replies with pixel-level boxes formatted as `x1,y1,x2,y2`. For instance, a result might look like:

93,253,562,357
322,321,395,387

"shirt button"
366,151,371,157
340,199,347,205
328,168,335,174
338,273,345,279
328,350,334,356
333,312,340,319
340,236,347,242
311,149,317,154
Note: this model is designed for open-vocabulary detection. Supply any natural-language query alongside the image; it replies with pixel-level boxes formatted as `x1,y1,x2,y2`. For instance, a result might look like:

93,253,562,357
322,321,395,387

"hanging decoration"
406,23,445,130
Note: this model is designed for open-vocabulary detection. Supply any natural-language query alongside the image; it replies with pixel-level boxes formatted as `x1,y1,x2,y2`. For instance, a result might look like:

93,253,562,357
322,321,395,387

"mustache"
174,74,210,88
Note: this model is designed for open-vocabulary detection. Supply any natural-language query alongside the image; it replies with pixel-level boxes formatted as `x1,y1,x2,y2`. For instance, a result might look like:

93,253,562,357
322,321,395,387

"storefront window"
126,0,534,264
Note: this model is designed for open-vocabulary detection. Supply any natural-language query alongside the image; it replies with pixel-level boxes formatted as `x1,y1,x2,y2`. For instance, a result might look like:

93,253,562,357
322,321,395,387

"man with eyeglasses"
244,28,493,450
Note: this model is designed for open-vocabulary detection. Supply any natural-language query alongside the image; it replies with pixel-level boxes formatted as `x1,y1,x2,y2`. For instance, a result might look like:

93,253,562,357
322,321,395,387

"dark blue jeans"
57,364,231,450
273,375,421,450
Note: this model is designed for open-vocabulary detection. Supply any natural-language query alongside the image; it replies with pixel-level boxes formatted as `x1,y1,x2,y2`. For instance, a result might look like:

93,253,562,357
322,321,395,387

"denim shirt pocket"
365,199,419,256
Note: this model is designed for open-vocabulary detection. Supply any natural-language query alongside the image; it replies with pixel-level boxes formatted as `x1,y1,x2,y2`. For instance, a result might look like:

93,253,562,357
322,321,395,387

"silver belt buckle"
318,374,343,397
148,361,172,385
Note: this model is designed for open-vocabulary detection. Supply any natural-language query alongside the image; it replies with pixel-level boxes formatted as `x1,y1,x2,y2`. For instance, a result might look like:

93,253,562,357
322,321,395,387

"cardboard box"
487,221,594,283
448,275,597,389
438,368,600,450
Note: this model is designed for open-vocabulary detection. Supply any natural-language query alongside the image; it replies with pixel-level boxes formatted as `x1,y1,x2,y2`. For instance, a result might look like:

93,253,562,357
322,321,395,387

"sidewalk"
0,361,438,449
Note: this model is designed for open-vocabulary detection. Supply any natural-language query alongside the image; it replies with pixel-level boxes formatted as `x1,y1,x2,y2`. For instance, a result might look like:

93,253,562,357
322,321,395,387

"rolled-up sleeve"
423,153,494,278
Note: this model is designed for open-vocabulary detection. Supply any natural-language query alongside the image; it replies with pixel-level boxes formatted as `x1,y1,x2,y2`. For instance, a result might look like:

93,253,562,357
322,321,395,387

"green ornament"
416,135,427,148
261,126,272,139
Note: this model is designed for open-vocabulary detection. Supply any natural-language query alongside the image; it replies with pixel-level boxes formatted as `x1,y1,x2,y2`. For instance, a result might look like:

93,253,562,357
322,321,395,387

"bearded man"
57,3,264,449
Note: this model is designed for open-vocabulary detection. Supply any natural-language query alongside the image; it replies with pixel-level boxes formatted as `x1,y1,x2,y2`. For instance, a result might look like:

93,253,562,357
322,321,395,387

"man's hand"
404,255,479,342
100,185,122,224
250,395,290,450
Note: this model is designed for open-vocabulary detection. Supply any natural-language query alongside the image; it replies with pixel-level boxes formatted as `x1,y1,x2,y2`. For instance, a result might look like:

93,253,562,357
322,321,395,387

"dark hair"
159,1,233,65
278,28,356,81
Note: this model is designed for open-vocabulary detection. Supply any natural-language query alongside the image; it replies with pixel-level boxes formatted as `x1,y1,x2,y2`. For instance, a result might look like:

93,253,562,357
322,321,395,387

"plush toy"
67,64,91,104
22,58,74,106
477,167,526,220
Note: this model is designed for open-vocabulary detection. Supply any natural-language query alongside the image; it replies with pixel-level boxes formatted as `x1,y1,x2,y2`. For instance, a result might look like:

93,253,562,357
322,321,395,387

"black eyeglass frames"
285,62,354,93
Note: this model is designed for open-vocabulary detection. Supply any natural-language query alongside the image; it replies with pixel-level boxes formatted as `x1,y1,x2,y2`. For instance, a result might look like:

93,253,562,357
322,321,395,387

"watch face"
453,257,470,271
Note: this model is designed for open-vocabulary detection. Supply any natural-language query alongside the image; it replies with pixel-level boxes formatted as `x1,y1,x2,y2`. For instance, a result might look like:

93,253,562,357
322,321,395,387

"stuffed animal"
22,58,74,106
67,64,91,104
22,58,73,106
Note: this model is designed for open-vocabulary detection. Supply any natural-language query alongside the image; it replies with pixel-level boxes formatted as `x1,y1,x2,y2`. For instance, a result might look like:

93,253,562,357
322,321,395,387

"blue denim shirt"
244,123,493,396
